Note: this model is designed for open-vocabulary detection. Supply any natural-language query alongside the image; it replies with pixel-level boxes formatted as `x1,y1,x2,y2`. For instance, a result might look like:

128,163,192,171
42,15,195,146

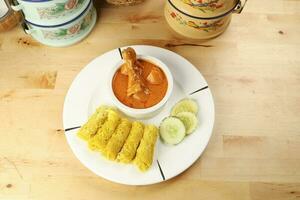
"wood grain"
0,0,299,199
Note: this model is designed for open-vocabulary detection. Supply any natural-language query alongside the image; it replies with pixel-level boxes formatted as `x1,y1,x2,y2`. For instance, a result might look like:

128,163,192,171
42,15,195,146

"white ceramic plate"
63,45,215,185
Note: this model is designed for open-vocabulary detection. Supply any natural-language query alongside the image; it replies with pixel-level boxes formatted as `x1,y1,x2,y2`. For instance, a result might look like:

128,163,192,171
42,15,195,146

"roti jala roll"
117,121,144,163
77,106,110,141
88,109,120,151
134,125,158,171
105,118,132,160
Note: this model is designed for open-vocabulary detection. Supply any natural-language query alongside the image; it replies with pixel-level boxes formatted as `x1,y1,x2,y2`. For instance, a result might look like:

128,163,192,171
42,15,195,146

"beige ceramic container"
165,0,247,39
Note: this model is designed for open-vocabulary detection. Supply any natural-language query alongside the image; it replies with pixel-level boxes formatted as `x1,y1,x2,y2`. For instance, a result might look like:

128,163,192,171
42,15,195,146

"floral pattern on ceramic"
37,0,85,19
42,7,94,40
169,10,224,32
180,0,224,13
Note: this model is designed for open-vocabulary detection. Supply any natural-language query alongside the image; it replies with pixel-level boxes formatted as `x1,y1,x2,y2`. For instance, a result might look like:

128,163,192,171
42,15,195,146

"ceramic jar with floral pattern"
165,0,247,39
12,0,90,26
23,0,96,47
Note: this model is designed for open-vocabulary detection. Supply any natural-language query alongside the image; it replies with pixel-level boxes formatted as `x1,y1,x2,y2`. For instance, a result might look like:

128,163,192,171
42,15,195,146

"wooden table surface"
1,0,300,199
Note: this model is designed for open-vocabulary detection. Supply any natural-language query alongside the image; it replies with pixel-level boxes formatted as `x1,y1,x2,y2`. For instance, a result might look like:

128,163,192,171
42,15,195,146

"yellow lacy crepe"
77,105,158,171
134,125,158,171
77,106,110,141
117,121,144,163
105,118,132,160
88,109,120,152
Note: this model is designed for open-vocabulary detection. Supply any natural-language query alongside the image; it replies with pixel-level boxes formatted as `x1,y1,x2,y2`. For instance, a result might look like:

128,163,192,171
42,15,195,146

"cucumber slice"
175,112,198,134
159,117,186,145
171,98,198,116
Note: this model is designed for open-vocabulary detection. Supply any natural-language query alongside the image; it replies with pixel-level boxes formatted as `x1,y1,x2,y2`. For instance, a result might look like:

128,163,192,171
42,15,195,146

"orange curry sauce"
112,59,168,109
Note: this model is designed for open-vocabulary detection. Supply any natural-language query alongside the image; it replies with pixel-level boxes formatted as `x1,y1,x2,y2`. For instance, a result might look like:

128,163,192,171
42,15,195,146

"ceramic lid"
18,0,51,2
169,0,239,18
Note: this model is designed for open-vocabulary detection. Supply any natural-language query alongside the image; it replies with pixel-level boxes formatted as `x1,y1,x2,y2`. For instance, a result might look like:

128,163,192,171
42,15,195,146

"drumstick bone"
121,48,149,101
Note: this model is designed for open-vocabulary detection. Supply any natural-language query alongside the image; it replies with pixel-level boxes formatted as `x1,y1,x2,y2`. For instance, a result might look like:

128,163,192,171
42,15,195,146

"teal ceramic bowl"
23,0,96,47
12,0,90,26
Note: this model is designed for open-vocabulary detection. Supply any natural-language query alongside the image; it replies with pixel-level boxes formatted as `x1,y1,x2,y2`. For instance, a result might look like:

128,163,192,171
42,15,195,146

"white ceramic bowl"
109,55,174,119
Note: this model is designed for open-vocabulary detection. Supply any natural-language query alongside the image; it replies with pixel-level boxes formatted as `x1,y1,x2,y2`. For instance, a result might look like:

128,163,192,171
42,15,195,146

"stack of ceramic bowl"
12,0,96,47
165,0,247,39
